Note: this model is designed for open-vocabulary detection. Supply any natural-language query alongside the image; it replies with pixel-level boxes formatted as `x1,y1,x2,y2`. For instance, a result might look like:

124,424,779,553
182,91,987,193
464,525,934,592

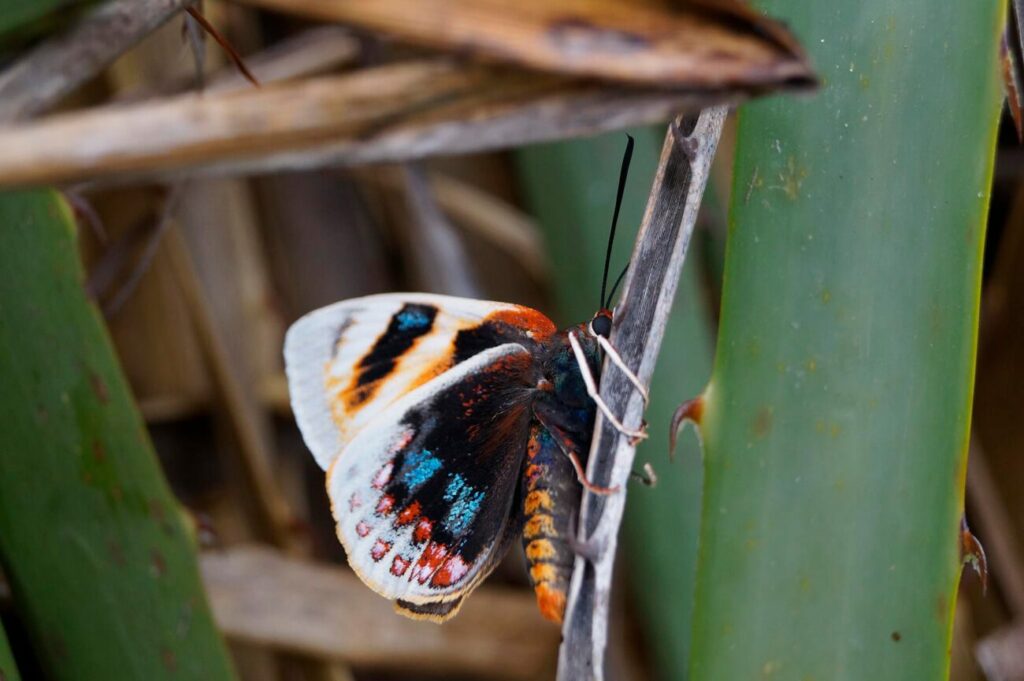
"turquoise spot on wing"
401,449,442,489
443,473,466,502
443,474,485,534
396,307,432,331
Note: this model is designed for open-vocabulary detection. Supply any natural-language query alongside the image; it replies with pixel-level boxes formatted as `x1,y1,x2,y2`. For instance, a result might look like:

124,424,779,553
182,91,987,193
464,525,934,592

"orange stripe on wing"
485,306,557,341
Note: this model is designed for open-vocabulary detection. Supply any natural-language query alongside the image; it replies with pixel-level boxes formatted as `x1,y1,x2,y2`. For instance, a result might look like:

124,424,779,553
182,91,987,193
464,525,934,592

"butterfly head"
588,309,613,339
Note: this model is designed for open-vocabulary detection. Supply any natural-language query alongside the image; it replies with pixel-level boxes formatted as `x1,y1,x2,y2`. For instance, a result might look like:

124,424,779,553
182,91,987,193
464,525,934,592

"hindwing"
327,344,538,618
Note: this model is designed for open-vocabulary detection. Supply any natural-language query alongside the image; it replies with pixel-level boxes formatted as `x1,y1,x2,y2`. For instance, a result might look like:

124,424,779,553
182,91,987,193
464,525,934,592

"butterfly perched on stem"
284,137,644,623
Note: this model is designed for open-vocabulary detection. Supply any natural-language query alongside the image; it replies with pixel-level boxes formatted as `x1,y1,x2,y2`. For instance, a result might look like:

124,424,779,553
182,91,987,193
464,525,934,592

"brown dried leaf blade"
234,0,814,89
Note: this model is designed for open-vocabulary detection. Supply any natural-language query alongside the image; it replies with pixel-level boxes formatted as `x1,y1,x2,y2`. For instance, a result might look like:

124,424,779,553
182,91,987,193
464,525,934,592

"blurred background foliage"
0,0,1019,680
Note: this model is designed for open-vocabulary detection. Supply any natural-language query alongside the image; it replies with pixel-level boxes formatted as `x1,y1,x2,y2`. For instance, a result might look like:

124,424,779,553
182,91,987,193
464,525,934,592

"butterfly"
283,137,645,623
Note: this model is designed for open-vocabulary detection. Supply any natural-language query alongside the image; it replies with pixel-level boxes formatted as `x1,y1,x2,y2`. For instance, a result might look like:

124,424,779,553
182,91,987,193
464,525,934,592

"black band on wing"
375,351,536,573
350,303,438,404
395,596,463,622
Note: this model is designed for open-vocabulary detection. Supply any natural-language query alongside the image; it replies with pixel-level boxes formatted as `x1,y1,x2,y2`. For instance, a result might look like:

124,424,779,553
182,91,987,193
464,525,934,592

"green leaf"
690,3,1003,680
0,190,236,680
0,622,23,681
516,128,714,680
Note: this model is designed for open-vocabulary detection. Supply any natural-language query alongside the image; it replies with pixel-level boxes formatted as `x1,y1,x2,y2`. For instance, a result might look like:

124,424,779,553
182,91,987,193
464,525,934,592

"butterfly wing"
328,343,538,618
284,293,556,470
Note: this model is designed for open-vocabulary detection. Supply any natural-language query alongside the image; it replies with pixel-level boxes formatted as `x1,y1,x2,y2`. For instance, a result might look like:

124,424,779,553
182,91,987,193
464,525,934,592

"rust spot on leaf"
46,631,68,660
753,406,774,438
92,440,106,462
148,499,166,522
88,369,109,404
151,550,167,577
149,498,177,536
107,539,127,567
935,594,947,622
891,631,901,642
161,648,177,671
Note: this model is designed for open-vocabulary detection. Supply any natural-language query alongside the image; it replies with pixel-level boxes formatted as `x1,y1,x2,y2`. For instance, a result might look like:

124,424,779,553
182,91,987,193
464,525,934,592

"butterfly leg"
595,334,649,405
630,461,658,487
567,331,647,443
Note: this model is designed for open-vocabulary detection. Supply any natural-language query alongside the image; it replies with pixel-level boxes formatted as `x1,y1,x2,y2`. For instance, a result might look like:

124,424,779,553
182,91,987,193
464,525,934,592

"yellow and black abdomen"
520,421,585,623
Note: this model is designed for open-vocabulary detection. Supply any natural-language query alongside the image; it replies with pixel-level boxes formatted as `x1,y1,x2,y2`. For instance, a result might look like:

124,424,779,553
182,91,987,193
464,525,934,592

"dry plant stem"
184,6,260,87
0,60,742,188
203,27,359,93
398,164,481,297
428,173,551,283
558,107,727,680
229,0,813,89
164,226,297,551
977,623,1024,681
202,545,558,680
117,26,359,101
0,0,194,123
365,170,551,283
100,185,183,316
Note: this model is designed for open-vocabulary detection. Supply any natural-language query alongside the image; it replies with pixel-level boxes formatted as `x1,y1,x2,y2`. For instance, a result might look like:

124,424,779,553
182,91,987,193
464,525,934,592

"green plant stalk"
516,129,714,680
0,190,236,680
0,622,23,681
690,3,1003,680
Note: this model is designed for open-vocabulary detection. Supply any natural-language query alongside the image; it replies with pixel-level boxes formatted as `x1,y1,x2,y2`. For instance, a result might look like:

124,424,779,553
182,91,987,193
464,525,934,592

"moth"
284,138,645,623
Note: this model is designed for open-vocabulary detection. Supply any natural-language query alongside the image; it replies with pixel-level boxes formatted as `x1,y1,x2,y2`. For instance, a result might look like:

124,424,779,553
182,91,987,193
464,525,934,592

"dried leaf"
0,60,750,187
234,0,814,88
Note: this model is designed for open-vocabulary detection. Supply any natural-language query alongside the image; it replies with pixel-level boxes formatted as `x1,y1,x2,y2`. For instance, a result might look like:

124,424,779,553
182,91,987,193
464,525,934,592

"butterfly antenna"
604,262,629,309
599,134,635,311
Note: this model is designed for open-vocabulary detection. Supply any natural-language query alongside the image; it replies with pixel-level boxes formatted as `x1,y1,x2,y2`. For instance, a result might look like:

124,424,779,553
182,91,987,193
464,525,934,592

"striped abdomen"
520,421,583,623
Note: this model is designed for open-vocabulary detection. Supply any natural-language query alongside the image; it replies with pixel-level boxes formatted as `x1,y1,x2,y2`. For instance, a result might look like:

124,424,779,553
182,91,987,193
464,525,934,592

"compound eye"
590,313,612,338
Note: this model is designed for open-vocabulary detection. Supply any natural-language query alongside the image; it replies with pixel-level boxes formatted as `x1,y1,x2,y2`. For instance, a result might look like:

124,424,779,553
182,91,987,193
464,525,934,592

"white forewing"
284,292,543,470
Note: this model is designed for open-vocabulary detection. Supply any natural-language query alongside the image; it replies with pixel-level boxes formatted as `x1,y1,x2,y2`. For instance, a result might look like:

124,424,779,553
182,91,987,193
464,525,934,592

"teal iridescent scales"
284,293,609,622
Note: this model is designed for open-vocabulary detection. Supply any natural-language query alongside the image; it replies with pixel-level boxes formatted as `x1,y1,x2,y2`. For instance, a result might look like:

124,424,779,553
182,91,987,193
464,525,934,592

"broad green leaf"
516,128,713,680
690,3,1003,680
0,623,23,681
0,191,236,680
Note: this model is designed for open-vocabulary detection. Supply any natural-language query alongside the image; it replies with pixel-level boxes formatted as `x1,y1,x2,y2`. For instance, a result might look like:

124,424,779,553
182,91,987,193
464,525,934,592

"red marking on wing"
391,555,411,577
431,555,471,587
355,521,371,538
485,307,556,340
413,517,433,544
349,492,363,512
388,430,415,454
411,542,448,584
375,494,395,515
486,351,532,375
396,501,421,526
371,462,394,490
371,539,392,562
